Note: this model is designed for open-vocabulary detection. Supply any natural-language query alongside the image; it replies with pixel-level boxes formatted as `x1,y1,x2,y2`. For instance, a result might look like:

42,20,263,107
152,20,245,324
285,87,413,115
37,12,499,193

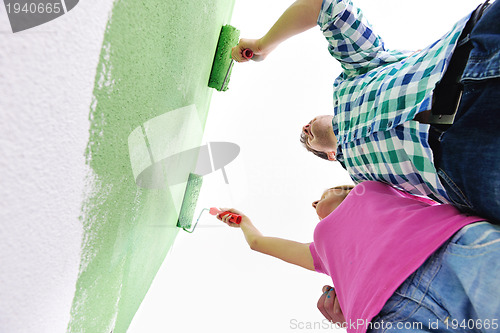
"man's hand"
231,0,322,63
317,285,346,324
231,38,271,62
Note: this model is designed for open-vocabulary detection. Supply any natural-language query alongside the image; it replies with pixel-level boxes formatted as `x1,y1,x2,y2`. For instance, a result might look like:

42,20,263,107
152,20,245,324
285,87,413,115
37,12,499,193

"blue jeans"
368,222,500,333
436,0,500,224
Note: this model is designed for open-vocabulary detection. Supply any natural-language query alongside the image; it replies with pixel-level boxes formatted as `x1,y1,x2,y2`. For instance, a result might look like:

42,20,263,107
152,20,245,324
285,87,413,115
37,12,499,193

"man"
233,0,499,223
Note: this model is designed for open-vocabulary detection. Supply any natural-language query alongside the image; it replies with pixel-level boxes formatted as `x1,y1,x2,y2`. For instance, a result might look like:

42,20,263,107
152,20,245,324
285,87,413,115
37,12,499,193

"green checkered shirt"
318,0,472,203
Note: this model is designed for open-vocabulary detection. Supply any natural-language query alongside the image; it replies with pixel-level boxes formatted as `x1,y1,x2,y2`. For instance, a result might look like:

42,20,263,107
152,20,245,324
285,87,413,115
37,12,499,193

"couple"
218,0,500,332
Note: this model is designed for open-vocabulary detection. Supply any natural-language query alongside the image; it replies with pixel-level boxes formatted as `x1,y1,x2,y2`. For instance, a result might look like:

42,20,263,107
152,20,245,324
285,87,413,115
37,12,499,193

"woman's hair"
299,132,330,160
332,185,355,190
328,185,355,194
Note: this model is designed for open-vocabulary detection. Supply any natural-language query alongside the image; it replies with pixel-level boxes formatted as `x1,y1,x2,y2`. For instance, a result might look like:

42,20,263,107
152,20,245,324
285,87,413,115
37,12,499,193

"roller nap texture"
177,173,203,231
208,25,240,91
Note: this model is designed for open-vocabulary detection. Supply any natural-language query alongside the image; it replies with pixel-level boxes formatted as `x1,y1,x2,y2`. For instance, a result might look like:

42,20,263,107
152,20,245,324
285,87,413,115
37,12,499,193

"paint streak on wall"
67,1,235,332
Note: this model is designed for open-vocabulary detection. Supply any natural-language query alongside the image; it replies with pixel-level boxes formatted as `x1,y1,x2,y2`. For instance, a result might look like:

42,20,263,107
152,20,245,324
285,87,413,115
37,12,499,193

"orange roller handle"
209,207,242,224
242,48,254,59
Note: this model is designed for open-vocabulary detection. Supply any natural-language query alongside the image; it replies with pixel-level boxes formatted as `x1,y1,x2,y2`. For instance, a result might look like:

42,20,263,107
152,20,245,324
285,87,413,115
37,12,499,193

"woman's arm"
232,0,324,62
219,208,315,271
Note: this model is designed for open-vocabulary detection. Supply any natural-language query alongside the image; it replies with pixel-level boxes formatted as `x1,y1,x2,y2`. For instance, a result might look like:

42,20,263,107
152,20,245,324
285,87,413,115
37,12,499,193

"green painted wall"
68,1,235,332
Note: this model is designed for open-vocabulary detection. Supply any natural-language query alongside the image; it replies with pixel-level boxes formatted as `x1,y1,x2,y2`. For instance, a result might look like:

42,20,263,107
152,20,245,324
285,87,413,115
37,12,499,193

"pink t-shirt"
309,181,484,333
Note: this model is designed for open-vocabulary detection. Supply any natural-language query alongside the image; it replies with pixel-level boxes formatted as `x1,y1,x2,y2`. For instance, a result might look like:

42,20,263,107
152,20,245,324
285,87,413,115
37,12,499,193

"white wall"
0,1,114,332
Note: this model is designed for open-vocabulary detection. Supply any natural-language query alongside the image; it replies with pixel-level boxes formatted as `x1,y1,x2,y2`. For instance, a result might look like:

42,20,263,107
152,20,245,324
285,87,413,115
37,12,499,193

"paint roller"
177,173,241,233
208,25,254,92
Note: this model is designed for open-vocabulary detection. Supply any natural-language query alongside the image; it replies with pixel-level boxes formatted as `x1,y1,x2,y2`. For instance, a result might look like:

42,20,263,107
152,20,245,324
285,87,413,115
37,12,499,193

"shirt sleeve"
309,243,328,275
317,0,409,77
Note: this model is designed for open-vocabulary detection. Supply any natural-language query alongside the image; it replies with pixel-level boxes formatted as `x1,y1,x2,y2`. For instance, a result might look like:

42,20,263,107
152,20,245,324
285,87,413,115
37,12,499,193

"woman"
218,181,500,333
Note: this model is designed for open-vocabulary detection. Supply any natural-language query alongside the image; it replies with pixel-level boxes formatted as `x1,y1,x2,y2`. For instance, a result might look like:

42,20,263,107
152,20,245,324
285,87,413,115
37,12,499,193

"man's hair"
299,131,330,160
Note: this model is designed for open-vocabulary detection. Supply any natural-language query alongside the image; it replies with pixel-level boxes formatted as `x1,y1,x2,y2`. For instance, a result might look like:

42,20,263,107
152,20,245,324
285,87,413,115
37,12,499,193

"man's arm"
259,0,323,54
218,208,315,271
232,0,323,62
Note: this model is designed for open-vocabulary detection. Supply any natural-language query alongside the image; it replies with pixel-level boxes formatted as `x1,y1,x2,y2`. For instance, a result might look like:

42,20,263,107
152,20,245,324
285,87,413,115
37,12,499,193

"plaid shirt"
318,0,472,203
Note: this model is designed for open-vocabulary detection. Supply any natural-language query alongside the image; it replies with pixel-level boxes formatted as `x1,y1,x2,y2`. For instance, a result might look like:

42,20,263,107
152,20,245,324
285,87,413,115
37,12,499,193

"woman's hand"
217,207,249,227
216,207,315,270
317,286,346,324
231,38,272,62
